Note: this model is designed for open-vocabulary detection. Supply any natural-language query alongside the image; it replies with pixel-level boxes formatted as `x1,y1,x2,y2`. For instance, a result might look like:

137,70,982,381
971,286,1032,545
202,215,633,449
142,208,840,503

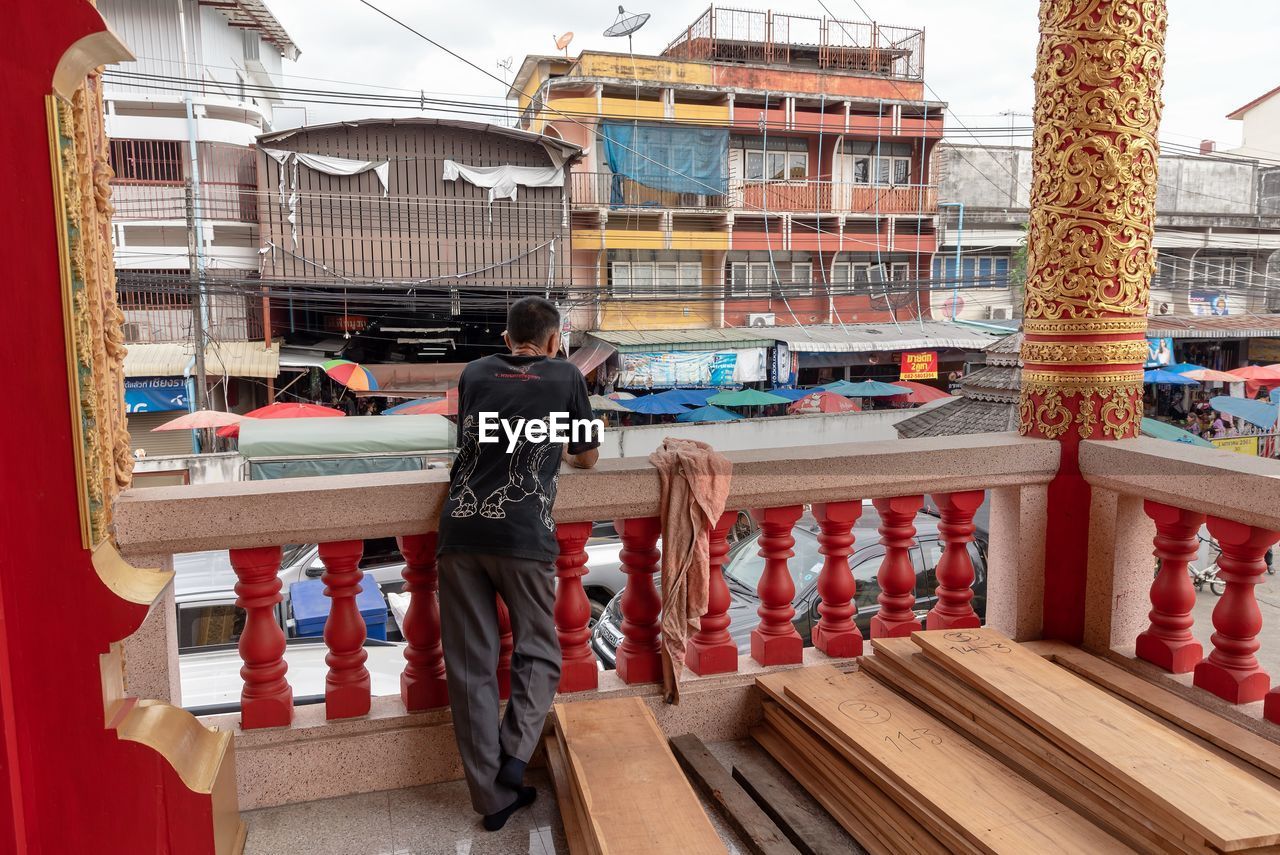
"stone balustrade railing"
113,433,1060,731
1079,438,1280,725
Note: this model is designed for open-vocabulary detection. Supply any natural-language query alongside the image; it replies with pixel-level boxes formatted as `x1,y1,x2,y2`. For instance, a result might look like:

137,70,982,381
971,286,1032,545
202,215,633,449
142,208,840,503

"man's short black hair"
506,296,560,345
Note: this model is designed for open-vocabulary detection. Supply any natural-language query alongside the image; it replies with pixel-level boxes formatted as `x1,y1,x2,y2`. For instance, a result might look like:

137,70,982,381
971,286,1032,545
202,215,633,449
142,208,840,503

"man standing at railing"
436,296,601,831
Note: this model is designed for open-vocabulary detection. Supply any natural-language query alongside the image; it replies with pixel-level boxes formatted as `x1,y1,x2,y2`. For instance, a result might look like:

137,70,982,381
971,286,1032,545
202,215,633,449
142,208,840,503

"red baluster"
1266,689,1280,725
496,594,513,700
318,540,370,719
686,511,740,676
811,501,863,657
614,516,663,685
395,533,448,711
1193,517,1280,704
1135,503,1206,673
750,505,805,666
555,521,597,693
230,545,292,729
871,495,924,639
926,491,984,632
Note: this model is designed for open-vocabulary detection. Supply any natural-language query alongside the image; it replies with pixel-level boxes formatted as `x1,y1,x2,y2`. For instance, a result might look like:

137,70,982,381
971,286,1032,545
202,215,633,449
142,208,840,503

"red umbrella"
888,380,953,404
151,409,244,431
1228,365,1280,398
787,392,861,415
215,402,345,438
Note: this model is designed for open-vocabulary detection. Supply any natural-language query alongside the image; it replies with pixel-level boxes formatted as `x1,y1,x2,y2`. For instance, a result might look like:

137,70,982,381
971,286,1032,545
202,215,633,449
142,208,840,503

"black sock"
483,786,537,832
497,754,527,791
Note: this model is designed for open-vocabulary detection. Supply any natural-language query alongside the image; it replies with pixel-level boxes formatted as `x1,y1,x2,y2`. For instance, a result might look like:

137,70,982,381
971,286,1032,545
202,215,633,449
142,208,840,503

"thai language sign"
900,351,938,381
1211,435,1259,456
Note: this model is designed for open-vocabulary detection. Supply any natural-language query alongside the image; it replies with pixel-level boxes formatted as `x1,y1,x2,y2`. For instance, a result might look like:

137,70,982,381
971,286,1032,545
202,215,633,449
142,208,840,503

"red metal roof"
1227,85,1280,120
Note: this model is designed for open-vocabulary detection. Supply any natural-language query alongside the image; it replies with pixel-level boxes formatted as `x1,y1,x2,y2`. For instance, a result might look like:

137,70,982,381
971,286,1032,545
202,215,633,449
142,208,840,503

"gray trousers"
438,551,562,815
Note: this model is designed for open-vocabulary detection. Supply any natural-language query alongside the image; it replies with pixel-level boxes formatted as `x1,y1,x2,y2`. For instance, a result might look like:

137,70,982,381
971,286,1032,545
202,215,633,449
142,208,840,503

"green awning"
239,414,455,459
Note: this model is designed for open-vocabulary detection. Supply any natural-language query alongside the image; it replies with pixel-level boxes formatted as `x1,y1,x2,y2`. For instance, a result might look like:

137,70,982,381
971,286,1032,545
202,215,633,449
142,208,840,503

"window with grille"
610,255,701,299
931,255,1011,287
109,140,184,183
734,135,808,182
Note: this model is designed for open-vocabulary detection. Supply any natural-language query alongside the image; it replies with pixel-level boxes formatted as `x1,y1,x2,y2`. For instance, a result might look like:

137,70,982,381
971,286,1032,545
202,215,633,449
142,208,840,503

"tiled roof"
985,332,1023,355
894,397,1019,438
960,365,1021,401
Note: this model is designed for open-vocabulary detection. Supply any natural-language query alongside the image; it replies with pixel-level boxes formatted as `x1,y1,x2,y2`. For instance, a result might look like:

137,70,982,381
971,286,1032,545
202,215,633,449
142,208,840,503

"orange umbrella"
787,392,861,415
1228,365,1280,398
888,380,953,404
1181,368,1242,384
151,409,244,431
215,402,345,438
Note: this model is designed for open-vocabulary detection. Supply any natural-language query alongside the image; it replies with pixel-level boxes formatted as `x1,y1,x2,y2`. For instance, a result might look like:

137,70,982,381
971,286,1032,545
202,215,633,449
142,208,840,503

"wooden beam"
731,751,857,855
669,734,800,855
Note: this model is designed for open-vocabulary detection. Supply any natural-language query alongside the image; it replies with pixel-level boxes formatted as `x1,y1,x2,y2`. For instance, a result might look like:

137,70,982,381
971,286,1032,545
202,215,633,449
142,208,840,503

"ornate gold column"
1019,0,1167,441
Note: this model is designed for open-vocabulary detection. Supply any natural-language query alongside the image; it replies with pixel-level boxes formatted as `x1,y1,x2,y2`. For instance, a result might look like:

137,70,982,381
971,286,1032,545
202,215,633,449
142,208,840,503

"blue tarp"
601,122,728,197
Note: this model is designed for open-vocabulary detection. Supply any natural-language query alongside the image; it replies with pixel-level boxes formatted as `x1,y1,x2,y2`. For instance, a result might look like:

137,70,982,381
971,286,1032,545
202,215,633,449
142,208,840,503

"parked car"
590,507,988,668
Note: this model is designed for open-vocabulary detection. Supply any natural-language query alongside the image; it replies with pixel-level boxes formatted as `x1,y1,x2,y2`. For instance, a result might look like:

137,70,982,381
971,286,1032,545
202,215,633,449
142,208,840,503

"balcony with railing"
571,171,938,216
108,139,258,224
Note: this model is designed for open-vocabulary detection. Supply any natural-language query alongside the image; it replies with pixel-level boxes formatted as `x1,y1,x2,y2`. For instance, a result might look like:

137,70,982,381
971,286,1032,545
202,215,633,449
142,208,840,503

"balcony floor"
242,738,863,855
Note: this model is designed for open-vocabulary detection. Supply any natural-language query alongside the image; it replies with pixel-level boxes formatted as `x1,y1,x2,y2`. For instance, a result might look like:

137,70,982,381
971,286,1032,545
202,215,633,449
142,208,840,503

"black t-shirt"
437,353,600,563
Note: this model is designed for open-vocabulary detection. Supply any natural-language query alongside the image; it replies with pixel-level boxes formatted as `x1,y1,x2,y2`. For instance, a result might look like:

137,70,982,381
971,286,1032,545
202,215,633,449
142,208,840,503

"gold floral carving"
1020,370,1143,440
1021,0,1166,323
49,66,131,548
1023,316,1150,336
1021,339,1149,366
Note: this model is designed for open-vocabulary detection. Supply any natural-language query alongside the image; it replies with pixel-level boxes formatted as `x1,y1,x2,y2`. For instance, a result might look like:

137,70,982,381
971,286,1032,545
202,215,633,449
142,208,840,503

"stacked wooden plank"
754,628,1280,855
546,696,728,855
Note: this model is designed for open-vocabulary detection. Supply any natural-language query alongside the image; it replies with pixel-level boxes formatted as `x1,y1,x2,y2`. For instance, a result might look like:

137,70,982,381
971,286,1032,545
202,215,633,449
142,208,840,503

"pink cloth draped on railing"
648,438,732,704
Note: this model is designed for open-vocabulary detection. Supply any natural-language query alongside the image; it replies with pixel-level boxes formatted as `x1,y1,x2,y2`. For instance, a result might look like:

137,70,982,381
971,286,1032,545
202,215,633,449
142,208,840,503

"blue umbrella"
766,387,815,402
1166,363,1205,374
382,396,442,414
1140,418,1213,447
621,394,692,416
826,379,912,398
676,405,742,423
655,388,716,407
1210,396,1280,429
1143,369,1199,386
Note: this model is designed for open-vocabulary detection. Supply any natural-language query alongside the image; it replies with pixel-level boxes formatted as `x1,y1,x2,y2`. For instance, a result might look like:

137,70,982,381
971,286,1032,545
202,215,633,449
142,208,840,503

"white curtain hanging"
442,160,564,203
264,149,391,244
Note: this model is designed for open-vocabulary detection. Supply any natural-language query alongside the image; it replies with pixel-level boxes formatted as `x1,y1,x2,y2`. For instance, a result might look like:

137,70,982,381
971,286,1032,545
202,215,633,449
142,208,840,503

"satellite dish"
604,6,650,51
554,32,574,55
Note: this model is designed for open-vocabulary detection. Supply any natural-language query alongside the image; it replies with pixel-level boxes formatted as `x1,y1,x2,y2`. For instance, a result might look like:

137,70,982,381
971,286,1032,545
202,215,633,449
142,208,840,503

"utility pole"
185,179,209,410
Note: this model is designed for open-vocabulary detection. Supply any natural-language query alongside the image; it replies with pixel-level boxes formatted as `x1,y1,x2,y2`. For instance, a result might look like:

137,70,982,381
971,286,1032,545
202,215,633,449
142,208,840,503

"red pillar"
1193,517,1279,704
496,594,513,700
686,511,740,676
1135,503,1205,673
318,540,371,719
810,501,863,657
230,546,292,729
614,516,663,685
871,495,923,639
926,491,983,631
396,533,448,712
555,521,597,693
750,505,805,666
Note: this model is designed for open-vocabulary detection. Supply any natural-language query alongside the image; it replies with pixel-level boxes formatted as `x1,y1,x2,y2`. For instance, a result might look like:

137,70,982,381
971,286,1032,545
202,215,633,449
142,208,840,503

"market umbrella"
706,389,790,407
675,405,742,423
621,394,691,416
321,359,379,391
1229,365,1280,383
765,387,816,402
654,388,716,407
151,409,244,432
825,379,912,398
606,391,636,400
1143,369,1199,386
787,392,861,415
215,402,344,438
589,394,632,413
887,380,953,404
387,389,458,416
1165,363,1206,374
1140,418,1214,448
1180,368,1241,384
382,396,441,414
1210,395,1280,429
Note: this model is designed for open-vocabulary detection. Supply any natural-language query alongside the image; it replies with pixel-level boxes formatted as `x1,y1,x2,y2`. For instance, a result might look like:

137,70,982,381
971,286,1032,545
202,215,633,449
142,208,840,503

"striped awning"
124,341,281,379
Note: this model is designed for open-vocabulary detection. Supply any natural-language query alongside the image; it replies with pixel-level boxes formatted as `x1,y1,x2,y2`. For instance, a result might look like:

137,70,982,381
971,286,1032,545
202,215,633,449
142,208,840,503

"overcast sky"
263,0,1274,153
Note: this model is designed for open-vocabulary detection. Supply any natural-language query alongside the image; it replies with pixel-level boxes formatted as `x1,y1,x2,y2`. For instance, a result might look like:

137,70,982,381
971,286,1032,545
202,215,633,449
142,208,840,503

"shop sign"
1189,291,1231,316
771,342,795,386
327,314,368,333
124,377,187,413
1212,435,1259,456
1249,338,1280,363
900,351,938,380
1146,338,1173,368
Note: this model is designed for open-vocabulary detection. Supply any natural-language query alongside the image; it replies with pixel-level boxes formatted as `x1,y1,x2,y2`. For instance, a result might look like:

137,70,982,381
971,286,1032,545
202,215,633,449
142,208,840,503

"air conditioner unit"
748,312,776,328
988,307,1012,320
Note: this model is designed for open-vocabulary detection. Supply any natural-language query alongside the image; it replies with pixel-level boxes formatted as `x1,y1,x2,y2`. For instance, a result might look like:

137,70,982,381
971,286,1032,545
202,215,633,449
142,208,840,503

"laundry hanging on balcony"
264,149,391,243
600,122,728,204
441,160,565,222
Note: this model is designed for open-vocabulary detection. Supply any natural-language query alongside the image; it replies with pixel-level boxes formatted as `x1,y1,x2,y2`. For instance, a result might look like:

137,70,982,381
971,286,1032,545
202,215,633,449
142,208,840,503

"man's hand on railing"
563,446,599,470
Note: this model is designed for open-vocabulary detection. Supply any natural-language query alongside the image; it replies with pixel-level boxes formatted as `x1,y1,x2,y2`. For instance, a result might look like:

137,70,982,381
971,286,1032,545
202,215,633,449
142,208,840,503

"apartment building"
509,6,946,333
